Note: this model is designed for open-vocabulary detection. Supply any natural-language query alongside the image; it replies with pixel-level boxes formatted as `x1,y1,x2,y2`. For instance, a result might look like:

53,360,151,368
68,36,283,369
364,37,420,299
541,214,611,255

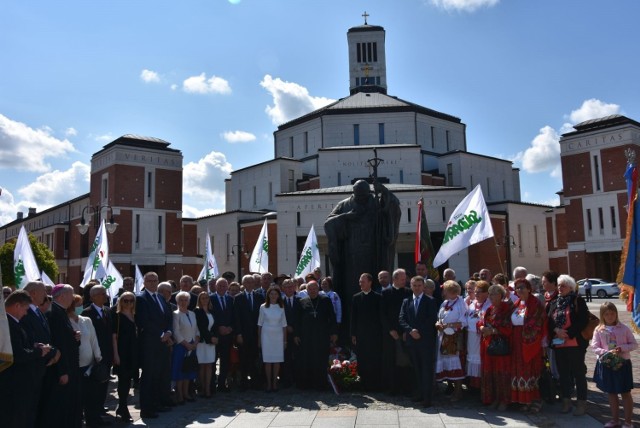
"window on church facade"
534,225,539,254
611,206,617,234
446,163,453,185
354,124,360,145
379,123,385,144
517,224,523,255
598,207,604,235
158,216,162,245
288,169,295,192
586,208,592,236
431,126,435,148
304,132,309,153
593,154,601,191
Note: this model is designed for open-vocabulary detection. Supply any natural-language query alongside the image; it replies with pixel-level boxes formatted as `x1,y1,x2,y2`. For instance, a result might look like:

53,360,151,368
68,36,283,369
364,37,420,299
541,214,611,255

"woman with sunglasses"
112,291,138,422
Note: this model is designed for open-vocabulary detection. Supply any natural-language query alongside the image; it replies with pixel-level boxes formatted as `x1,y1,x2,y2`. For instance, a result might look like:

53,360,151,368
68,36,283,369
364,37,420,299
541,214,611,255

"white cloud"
183,73,231,95
183,151,232,209
221,130,256,144
260,75,335,125
94,133,114,143
0,113,75,173
140,69,161,83
18,161,90,204
517,98,622,179
568,98,620,124
65,127,78,136
519,126,561,174
170,84,178,91
182,204,224,219
430,0,499,12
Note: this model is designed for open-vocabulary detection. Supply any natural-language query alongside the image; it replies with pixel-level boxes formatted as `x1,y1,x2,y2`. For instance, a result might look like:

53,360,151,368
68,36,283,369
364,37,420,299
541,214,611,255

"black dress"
114,313,138,376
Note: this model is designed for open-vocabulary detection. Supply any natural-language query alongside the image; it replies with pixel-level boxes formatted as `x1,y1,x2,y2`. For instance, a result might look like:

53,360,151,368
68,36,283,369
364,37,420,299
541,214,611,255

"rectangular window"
147,171,153,198
430,126,435,148
288,169,295,192
296,212,301,227
441,207,446,222
135,214,140,244
354,124,360,145
534,225,539,254
337,172,342,186
253,186,257,207
373,42,377,62
611,206,617,231
379,123,385,144
598,207,604,234
517,224,523,254
586,208,592,234
357,43,361,62
407,208,412,223
446,163,453,186
226,233,230,262
367,42,372,62
304,132,308,153
158,216,162,244
269,182,273,203
289,136,294,157
594,155,601,191
399,169,404,184
101,176,108,203
446,130,450,151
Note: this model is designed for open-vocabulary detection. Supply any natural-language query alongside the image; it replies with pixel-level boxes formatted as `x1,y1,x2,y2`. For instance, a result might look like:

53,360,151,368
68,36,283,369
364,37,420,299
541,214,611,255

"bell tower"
347,12,387,95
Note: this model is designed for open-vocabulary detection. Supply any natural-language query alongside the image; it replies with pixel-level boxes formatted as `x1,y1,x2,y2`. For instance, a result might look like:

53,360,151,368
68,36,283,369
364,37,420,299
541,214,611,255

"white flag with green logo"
81,220,110,286
134,264,143,293
295,224,320,277
40,270,55,286
198,230,219,282
249,219,269,273
103,260,123,301
433,184,494,268
14,226,40,289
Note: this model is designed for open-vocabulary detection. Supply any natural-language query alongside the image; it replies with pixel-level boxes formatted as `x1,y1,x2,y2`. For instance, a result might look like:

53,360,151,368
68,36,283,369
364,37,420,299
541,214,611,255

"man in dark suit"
281,278,300,388
1,290,52,428
21,281,60,428
350,273,382,391
135,272,174,419
170,275,198,310
234,274,264,390
82,285,113,427
399,276,438,407
210,277,234,392
380,268,413,395
43,284,82,428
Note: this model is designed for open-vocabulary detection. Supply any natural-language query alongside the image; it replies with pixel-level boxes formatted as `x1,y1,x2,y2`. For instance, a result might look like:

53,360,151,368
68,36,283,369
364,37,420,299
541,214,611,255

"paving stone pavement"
98,298,639,427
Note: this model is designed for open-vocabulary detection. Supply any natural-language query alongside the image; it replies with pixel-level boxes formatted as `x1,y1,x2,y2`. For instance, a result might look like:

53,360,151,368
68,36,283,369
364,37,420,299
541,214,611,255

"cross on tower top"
362,11,369,25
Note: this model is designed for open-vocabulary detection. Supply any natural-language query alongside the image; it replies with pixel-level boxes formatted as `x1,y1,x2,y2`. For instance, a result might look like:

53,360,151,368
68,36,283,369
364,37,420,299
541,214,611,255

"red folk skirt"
510,325,542,404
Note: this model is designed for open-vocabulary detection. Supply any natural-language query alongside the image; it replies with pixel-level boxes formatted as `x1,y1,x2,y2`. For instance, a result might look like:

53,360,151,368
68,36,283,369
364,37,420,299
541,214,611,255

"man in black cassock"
350,272,382,391
380,268,413,395
294,281,337,390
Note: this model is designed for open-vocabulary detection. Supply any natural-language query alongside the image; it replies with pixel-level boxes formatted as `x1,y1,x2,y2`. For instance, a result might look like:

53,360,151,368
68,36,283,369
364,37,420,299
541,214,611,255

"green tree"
0,233,58,287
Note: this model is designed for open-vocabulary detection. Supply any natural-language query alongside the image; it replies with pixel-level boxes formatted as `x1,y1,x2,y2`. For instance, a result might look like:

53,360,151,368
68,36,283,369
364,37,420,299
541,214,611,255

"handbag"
90,360,111,383
581,311,599,341
181,350,199,373
487,334,510,356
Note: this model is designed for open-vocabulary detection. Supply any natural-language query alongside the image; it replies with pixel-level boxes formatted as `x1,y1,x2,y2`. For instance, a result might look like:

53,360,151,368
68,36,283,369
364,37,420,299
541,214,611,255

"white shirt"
71,315,101,367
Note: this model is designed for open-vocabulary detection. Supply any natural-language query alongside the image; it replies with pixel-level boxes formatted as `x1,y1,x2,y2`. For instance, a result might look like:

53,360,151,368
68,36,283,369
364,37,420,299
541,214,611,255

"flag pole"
493,235,506,276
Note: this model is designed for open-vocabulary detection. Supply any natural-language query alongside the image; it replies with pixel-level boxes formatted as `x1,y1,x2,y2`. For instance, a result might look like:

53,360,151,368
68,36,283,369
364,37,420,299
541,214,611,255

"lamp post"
496,235,516,276
76,205,119,235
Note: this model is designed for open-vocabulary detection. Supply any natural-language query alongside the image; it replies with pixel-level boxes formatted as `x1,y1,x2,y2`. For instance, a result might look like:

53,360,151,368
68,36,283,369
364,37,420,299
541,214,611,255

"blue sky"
1,0,639,226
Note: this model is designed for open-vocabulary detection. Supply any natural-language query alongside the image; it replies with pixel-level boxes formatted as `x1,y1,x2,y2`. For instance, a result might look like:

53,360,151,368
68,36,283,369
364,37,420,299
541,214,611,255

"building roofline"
487,200,553,209
437,150,514,165
0,193,90,231
231,157,300,175
561,115,640,137
93,134,181,158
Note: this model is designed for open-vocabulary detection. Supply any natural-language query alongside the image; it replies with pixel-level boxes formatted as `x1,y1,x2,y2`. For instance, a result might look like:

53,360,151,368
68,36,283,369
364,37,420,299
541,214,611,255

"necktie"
153,293,164,313
36,309,48,330
414,297,420,315
220,295,225,311
249,293,253,310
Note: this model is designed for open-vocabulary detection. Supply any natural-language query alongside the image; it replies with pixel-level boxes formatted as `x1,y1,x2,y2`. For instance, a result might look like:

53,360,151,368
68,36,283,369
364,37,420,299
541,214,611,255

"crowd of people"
0,263,637,428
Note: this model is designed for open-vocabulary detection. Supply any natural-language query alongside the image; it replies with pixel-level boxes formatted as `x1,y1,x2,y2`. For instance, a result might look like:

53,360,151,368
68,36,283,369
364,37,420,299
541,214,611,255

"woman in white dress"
194,292,217,398
257,286,288,392
436,280,468,401
172,292,200,404
465,280,491,389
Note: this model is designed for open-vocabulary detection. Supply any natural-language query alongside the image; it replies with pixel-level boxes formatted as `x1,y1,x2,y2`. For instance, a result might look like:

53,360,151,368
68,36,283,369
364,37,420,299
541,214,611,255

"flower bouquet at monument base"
327,346,359,393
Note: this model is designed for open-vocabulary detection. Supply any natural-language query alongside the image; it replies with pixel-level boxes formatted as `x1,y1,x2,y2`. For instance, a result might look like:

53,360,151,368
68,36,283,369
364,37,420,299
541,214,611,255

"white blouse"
70,315,102,367
173,310,200,345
